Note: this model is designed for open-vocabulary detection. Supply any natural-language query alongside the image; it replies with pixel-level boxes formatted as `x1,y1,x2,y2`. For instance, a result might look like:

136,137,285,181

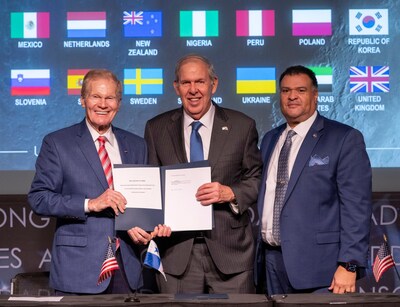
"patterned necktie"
97,136,113,189
272,130,296,244
190,121,204,162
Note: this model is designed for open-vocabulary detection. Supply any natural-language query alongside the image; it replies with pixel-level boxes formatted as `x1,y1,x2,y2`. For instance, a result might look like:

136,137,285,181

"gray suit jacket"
144,104,262,275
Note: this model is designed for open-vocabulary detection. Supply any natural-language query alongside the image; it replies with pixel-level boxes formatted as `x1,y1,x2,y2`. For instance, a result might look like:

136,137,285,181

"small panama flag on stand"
144,240,167,281
98,237,120,285
373,235,395,282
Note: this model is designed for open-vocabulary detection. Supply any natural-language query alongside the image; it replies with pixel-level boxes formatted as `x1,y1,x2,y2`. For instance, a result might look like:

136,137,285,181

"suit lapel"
285,115,324,201
257,126,284,217
167,109,187,163
208,106,231,165
76,120,109,190
263,127,284,173
114,128,130,164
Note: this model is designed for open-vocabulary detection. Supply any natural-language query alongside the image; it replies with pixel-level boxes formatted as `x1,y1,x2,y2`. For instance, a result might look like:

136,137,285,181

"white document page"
8,297,63,302
113,166,162,210
164,166,212,231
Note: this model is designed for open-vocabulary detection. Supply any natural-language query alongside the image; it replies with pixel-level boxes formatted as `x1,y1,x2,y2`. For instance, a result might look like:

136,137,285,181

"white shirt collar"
85,119,116,147
183,103,215,129
285,111,318,138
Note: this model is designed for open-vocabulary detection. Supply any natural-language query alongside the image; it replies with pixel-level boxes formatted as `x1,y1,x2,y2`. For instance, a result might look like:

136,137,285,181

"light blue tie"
190,121,204,162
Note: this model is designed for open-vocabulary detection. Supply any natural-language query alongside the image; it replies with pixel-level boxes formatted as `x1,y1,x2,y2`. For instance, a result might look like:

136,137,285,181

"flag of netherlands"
124,68,163,95
11,69,50,96
236,10,275,37
292,10,332,36
349,66,389,93
67,12,106,38
236,67,276,94
180,11,218,37
11,12,50,39
349,9,388,35
308,66,333,92
67,69,90,95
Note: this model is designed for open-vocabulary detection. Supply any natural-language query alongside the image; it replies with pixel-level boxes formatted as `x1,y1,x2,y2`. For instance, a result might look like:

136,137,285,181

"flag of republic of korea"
11,12,50,39
236,10,275,37
180,10,218,37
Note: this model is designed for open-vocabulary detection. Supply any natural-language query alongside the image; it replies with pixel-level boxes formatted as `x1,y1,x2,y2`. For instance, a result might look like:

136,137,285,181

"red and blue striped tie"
97,136,113,189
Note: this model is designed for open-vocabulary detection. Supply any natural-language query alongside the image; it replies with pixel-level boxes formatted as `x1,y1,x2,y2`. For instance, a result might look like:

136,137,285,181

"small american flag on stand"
97,237,120,285
373,239,395,282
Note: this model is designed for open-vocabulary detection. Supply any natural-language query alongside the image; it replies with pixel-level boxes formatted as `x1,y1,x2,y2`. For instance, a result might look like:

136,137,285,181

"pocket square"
309,154,329,167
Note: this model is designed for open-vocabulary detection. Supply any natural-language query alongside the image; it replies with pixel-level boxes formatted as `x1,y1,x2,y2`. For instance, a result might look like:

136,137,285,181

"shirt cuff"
230,202,239,214
84,199,90,213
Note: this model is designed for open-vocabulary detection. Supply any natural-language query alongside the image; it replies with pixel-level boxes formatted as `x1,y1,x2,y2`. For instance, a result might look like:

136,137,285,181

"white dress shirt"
84,119,122,212
261,111,317,245
183,104,215,162
182,104,239,213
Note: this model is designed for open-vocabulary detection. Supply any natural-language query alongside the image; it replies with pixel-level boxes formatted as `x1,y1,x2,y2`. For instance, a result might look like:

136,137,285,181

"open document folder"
113,161,212,232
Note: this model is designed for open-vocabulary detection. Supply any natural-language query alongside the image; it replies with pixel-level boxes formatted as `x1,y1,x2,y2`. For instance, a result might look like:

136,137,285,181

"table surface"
2,293,400,307
0,293,270,307
271,292,400,305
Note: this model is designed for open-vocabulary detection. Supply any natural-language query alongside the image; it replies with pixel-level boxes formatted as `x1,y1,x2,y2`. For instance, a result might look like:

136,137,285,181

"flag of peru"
236,10,275,37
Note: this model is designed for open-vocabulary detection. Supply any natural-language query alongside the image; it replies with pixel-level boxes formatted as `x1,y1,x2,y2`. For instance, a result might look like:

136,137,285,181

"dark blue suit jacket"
28,120,147,294
256,114,372,290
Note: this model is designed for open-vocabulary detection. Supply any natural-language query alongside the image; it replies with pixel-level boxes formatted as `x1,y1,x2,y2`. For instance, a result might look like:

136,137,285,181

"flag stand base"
125,294,140,302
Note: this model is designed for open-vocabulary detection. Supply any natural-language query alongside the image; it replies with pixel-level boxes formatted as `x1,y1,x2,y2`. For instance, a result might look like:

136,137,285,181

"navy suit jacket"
256,114,372,290
28,119,147,294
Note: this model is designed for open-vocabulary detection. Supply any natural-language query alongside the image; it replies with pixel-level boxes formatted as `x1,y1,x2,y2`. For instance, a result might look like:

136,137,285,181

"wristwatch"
339,262,358,273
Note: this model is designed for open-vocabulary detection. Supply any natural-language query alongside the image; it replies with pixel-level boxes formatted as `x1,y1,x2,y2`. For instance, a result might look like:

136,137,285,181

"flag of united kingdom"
123,11,143,25
349,65,389,93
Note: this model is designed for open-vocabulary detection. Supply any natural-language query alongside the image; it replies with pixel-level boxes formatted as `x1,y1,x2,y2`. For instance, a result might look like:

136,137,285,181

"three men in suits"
28,69,170,294
256,65,372,295
144,54,262,293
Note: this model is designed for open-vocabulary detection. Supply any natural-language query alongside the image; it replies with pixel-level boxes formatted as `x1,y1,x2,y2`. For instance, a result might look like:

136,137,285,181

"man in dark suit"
144,54,262,293
28,69,170,294
256,65,372,295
